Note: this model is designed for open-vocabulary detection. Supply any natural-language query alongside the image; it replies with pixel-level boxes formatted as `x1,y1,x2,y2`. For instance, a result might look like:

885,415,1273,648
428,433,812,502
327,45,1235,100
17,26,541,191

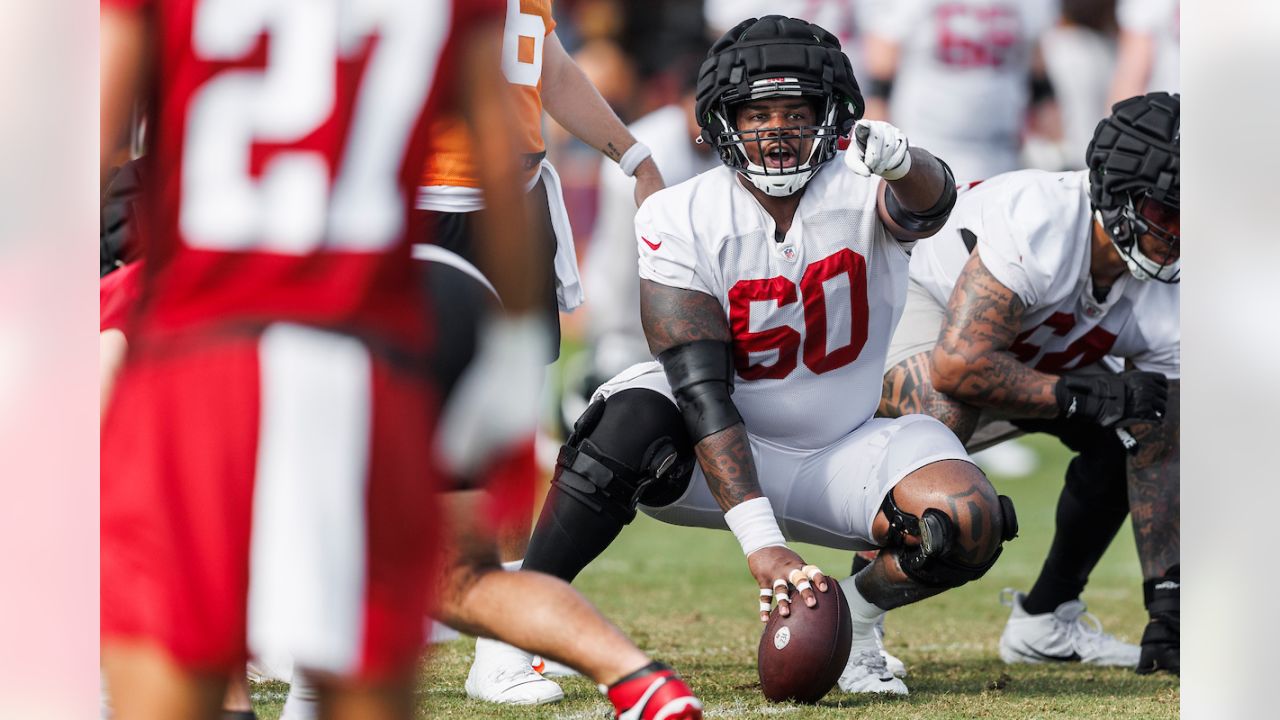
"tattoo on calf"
1127,380,1180,578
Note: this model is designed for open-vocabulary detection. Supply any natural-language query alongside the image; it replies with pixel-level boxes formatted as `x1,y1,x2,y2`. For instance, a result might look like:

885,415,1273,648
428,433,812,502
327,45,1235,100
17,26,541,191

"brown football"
756,578,852,703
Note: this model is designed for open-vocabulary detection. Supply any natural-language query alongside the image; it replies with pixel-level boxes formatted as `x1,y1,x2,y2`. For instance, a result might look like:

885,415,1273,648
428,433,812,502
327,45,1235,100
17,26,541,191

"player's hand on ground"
1055,370,1168,428
632,159,665,208
845,119,912,180
748,547,828,622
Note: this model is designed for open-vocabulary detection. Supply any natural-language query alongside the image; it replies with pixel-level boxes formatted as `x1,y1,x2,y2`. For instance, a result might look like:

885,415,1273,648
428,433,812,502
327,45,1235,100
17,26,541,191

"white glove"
436,313,549,478
844,119,912,180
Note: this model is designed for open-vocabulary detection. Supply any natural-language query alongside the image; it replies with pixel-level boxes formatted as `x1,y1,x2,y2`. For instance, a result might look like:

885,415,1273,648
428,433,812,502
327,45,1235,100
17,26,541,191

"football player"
413,0,671,706
520,16,1019,696
879,92,1180,674
860,0,1062,183
98,1,551,718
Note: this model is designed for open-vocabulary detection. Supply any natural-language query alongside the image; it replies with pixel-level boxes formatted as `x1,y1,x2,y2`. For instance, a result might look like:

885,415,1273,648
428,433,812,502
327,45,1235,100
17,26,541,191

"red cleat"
606,662,703,720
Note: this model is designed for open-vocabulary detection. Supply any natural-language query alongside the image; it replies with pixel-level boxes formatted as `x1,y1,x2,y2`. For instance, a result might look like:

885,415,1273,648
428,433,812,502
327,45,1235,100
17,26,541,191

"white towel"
537,159,585,312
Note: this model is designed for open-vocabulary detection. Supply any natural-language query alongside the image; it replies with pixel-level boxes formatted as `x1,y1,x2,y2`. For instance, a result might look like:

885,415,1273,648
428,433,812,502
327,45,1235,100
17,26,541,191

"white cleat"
531,655,581,678
838,635,909,695
874,615,907,678
464,639,564,705
998,589,1141,667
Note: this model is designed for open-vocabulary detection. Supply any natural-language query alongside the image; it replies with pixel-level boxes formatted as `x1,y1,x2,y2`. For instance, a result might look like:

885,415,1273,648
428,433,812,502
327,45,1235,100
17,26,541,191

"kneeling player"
879,92,1180,673
521,16,1018,696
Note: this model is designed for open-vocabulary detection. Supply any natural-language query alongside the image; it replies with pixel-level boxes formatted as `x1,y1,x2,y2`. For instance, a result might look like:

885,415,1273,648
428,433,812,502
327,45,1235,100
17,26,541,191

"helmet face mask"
695,16,864,197
1097,193,1180,283
711,90,845,197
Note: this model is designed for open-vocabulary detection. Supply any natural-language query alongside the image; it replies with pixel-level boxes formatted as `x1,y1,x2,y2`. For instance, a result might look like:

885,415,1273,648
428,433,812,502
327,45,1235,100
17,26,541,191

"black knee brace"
881,488,1019,588
552,389,696,525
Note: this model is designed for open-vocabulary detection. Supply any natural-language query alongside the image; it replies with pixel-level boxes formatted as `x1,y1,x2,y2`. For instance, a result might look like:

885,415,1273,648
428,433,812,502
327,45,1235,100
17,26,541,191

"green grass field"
251,434,1178,718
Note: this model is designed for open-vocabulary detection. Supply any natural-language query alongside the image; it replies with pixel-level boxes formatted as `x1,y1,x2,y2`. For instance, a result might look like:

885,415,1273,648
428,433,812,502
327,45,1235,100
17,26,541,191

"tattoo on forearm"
879,353,980,441
1127,380,1180,578
640,280,731,355
696,425,763,511
605,141,622,162
933,251,1058,418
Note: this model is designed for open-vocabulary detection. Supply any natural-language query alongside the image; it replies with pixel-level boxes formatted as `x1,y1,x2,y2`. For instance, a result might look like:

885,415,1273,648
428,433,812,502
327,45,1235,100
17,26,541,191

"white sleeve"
973,201,1042,308
1131,340,1180,379
970,178,1083,311
1125,295,1181,378
635,194,716,296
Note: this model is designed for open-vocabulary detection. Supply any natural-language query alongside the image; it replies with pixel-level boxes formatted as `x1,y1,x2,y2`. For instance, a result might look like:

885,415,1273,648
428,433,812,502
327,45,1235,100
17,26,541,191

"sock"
840,575,885,642
1023,457,1128,614
502,559,523,572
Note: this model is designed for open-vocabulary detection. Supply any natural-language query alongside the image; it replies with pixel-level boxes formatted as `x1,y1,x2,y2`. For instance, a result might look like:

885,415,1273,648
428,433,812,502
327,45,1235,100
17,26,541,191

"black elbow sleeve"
886,158,957,235
656,340,743,442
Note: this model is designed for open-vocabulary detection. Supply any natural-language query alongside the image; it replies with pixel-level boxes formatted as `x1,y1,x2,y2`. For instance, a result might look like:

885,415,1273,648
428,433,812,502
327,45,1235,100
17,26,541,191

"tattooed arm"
641,279,829,618
929,248,1059,417
640,279,764,510
541,32,664,206
1126,379,1179,579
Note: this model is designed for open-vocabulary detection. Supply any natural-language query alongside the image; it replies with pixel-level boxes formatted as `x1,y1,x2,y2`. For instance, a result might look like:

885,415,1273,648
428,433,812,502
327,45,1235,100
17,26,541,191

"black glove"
1054,371,1169,428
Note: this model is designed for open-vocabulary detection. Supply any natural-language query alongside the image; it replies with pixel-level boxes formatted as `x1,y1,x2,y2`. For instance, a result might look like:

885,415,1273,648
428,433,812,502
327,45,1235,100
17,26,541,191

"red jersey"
105,0,500,351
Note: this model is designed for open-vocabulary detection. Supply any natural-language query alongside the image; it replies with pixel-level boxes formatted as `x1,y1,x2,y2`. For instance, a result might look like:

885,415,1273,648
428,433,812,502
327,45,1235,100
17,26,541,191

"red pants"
102,324,441,679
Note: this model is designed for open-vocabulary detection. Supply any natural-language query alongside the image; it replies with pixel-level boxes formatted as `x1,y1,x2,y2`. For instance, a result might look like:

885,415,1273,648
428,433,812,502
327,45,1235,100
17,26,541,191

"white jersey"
636,158,910,450
865,0,1058,183
1117,0,1180,94
910,169,1179,377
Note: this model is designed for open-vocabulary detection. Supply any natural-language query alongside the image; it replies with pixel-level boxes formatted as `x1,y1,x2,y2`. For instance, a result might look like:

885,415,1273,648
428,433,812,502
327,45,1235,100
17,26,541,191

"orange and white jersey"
418,0,555,209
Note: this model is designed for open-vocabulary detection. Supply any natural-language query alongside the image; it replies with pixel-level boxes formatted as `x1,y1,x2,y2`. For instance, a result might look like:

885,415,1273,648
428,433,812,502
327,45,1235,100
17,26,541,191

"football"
756,578,853,703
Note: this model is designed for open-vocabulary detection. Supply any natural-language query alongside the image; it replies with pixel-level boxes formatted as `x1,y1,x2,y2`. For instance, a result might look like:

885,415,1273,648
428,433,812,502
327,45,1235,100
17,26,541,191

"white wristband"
724,497,787,557
618,142,652,177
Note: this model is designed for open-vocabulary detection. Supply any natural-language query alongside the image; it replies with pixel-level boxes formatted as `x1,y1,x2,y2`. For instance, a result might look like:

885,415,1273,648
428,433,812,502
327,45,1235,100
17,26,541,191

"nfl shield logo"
780,244,798,262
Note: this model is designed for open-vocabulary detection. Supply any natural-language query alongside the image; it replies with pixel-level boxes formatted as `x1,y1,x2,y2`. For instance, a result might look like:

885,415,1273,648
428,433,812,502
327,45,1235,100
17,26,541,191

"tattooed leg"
1126,380,1180,580
880,352,981,442
854,459,1006,609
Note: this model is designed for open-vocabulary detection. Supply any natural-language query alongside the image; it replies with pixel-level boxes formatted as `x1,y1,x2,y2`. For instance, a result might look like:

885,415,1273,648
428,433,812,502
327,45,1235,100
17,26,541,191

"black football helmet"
1087,92,1180,283
695,15,863,197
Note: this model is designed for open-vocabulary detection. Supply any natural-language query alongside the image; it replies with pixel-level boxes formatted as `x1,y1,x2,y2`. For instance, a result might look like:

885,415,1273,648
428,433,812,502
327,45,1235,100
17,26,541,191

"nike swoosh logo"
1022,647,1082,662
642,236,662,251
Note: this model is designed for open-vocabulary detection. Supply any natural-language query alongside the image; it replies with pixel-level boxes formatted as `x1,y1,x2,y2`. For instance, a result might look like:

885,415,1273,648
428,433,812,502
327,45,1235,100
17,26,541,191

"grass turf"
251,433,1178,718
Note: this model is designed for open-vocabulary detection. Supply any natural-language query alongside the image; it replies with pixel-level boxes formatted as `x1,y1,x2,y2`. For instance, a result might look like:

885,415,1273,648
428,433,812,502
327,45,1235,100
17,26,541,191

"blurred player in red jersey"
100,2,702,719
100,0,519,717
